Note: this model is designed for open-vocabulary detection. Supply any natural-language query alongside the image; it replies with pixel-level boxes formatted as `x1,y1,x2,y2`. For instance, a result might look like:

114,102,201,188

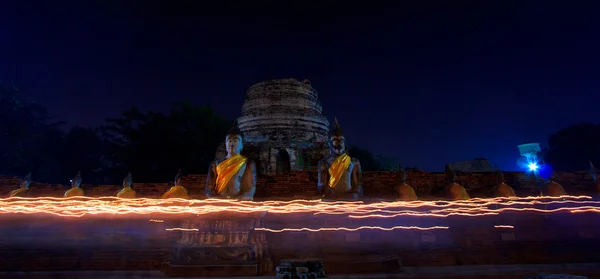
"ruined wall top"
238,78,330,143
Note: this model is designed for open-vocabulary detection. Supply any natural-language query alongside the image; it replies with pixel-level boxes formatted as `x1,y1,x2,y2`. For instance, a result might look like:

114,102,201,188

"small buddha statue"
445,165,470,200
317,118,364,201
9,173,32,198
205,120,256,201
394,166,417,201
494,168,516,197
64,171,85,198
116,172,136,198
162,170,188,199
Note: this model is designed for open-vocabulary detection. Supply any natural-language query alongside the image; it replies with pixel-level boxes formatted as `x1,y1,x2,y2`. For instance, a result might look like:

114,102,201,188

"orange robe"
396,183,417,201
449,183,470,200
497,182,517,197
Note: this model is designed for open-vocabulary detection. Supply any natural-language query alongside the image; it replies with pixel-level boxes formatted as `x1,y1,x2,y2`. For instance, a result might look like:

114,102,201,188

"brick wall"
0,170,598,199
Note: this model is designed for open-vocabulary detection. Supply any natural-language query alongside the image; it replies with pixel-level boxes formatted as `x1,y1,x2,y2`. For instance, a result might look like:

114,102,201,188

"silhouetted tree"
347,146,379,171
544,123,600,171
0,81,66,182
374,154,401,171
58,126,109,184
101,101,231,182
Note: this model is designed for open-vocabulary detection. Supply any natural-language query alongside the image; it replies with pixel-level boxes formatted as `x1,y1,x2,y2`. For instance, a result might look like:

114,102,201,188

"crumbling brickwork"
217,78,331,175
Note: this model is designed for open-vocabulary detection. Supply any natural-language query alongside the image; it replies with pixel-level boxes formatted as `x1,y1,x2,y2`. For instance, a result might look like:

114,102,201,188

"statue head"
445,164,456,184
590,161,599,183
123,172,132,188
328,118,346,155
174,169,182,186
20,173,32,189
225,120,244,156
397,164,407,184
71,171,82,188
494,166,505,183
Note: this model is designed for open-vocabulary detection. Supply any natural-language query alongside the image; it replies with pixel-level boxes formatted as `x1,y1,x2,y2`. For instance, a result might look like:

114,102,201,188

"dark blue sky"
2,1,599,171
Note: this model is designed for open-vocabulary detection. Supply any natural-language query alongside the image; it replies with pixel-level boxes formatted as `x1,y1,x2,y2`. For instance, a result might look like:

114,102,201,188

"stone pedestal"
162,212,272,277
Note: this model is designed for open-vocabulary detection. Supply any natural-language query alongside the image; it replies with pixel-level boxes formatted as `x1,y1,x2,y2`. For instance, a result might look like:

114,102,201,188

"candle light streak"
494,225,514,229
253,225,450,232
0,196,598,219
164,225,450,233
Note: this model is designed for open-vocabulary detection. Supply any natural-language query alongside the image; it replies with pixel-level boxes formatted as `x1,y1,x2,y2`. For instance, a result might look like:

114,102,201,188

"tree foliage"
347,146,407,171
0,81,66,182
544,123,600,171
100,101,231,182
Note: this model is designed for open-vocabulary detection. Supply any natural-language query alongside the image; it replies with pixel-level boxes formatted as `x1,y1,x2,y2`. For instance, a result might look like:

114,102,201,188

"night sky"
2,1,599,171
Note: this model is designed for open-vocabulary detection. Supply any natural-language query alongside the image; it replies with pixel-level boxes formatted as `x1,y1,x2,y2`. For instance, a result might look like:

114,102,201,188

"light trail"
0,196,597,219
254,225,449,232
163,225,450,233
494,225,514,229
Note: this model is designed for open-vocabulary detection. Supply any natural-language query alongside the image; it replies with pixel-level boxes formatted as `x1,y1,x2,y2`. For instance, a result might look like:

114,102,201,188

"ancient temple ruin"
217,78,330,175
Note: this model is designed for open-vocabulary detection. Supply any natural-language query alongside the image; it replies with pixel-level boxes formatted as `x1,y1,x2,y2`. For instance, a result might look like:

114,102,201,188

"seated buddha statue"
494,168,516,197
116,172,136,199
317,118,364,201
9,173,32,198
162,170,188,199
64,171,85,198
445,165,470,200
546,180,567,197
394,166,417,201
205,121,256,201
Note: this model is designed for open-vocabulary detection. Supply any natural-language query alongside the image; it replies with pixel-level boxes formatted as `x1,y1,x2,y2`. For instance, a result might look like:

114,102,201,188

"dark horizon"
2,1,600,172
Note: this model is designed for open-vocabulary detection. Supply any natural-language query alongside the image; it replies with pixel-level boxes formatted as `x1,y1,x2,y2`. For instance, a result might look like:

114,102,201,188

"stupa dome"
215,78,331,175
237,78,330,143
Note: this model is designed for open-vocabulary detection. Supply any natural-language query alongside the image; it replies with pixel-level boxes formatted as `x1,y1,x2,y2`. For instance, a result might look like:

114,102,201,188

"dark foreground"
1,264,598,279
2,197,600,278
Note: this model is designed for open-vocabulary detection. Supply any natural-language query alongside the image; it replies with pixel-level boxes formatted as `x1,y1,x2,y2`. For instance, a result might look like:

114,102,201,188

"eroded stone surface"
218,78,330,175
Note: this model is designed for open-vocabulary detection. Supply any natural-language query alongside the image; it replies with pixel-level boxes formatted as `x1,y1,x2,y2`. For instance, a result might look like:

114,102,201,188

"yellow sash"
117,187,136,198
162,186,188,199
449,183,470,200
328,153,351,188
9,188,28,197
398,184,417,201
65,188,84,198
216,154,247,194
497,183,516,197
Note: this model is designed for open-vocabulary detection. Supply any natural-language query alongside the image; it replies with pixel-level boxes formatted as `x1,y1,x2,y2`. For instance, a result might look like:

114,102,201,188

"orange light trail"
253,225,450,232
164,225,450,233
494,225,514,229
0,195,598,219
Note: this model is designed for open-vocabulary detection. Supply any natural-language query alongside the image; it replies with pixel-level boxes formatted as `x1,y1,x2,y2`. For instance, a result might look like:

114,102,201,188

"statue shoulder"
246,158,256,167
351,157,361,165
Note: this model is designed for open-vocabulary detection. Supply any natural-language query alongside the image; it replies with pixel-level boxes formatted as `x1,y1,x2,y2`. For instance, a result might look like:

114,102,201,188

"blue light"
528,163,539,171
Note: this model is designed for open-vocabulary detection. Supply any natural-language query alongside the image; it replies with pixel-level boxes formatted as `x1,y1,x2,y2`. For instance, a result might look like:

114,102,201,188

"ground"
1,264,597,279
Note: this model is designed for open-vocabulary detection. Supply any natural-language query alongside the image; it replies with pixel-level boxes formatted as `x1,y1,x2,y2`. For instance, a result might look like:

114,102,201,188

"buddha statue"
546,180,567,197
394,166,417,201
162,170,188,199
64,171,85,198
445,165,470,200
317,118,364,201
205,121,256,201
9,173,32,198
494,168,516,197
117,172,136,199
